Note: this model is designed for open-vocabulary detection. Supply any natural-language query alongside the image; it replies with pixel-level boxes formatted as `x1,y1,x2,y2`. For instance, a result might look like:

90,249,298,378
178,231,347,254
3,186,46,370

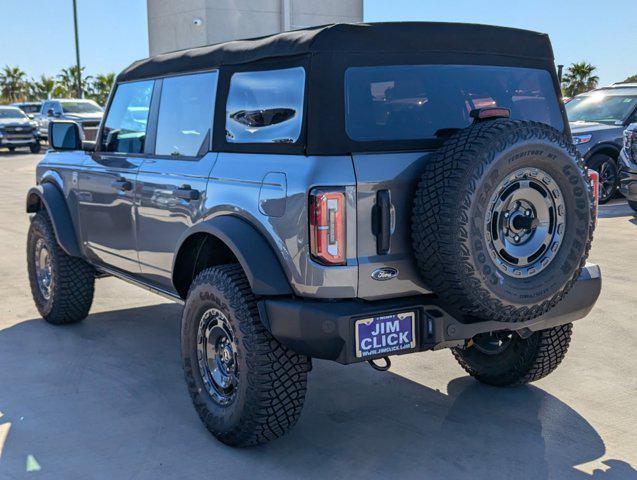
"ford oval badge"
371,267,398,281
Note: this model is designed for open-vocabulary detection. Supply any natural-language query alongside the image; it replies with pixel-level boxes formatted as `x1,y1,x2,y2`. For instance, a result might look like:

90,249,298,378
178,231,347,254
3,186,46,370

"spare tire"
412,120,594,322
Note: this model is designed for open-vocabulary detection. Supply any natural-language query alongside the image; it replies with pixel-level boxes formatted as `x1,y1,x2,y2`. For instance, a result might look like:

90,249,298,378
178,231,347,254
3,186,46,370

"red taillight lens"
588,169,599,222
309,188,346,265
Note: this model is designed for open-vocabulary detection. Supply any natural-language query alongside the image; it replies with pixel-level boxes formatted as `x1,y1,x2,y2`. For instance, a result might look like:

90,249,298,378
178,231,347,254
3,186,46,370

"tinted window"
155,71,218,157
100,80,153,154
61,100,103,114
226,67,305,143
345,65,563,141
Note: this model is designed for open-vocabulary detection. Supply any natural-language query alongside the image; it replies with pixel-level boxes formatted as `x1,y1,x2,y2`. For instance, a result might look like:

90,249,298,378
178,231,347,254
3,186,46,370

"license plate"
355,311,416,358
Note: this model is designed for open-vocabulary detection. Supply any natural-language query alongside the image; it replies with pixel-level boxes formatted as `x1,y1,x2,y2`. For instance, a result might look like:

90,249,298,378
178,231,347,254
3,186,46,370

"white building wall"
147,0,363,56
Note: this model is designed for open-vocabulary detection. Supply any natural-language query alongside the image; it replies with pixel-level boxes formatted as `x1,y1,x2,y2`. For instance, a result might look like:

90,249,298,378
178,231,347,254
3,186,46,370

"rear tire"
181,264,311,447
452,323,573,386
27,211,95,324
30,142,42,154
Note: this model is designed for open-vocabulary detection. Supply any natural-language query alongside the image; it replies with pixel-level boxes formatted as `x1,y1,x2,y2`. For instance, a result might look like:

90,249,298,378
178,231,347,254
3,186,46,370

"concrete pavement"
1,152,636,479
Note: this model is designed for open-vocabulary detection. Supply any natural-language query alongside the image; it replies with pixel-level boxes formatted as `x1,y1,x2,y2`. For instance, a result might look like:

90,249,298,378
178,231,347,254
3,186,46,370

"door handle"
372,190,392,255
174,185,200,201
111,178,132,192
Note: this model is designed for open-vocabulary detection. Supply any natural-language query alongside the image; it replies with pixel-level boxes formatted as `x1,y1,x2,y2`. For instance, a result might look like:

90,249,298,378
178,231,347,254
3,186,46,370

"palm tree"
561,62,599,97
620,74,637,84
0,65,28,102
27,75,56,101
57,66,92,98
87,73,115,106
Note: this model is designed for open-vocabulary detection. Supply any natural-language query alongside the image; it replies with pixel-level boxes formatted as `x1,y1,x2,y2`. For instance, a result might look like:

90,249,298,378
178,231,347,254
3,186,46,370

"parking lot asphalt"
1,152,636,480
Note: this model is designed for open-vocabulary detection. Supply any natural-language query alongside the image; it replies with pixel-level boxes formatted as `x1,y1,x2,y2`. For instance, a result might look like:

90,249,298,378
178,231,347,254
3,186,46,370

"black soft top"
118,22,554,82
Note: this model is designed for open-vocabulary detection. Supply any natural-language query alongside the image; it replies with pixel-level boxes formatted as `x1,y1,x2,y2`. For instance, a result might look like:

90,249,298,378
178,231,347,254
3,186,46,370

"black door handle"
372,190,392,255
111,178,132,191
174,185,200,201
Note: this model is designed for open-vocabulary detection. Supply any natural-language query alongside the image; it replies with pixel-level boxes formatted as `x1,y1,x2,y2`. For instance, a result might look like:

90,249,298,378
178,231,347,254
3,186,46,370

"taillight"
588,169,599,222
309,188,346,265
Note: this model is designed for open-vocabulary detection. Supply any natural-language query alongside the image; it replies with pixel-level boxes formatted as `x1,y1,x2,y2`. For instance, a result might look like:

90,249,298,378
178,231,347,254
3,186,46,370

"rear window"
345,65,563,142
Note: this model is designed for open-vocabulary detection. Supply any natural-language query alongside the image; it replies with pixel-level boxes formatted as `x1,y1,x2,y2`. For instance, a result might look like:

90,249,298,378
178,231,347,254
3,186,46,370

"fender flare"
26,183,82,257
173,215,293,296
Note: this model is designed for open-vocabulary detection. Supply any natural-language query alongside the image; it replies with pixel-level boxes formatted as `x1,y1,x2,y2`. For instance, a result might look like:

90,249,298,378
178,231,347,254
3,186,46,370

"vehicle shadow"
598,201,636,219
0,304,635,480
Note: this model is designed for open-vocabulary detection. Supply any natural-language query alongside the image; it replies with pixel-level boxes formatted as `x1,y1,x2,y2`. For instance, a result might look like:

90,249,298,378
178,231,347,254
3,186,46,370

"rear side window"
226,67,305,144
155,71,218,157
100,80,153,154
345,65,563,142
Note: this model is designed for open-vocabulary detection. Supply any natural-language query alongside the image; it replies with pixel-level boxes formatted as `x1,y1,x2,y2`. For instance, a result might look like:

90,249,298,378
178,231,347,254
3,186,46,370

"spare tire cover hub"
485,167,565,278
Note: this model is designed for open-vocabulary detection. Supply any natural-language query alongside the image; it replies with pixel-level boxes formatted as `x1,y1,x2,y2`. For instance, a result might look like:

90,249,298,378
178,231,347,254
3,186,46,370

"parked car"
11,101,43,120
25,22,600,447
0,106,41,153
38,99,103,141
619,122,637,212
566,84,637,203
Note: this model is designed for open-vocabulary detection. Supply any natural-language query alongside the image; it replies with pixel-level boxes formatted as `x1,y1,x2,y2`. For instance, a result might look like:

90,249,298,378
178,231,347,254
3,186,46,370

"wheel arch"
585,142,621,162
172,215,293,299
26,182,82,257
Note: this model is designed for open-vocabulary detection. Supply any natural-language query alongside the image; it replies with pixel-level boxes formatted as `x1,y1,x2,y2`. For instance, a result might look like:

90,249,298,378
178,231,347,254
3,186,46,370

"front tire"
30,142,42,154
452,323,573,386
588,153,618,204
181,264,311,447
27,211,95,324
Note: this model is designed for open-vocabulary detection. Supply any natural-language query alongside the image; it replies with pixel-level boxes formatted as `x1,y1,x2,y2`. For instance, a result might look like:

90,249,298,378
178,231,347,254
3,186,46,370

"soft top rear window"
345,65,563,142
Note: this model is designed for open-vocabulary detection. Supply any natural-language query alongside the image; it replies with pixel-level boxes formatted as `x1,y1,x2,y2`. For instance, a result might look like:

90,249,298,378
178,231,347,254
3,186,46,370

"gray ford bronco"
26,23,601,447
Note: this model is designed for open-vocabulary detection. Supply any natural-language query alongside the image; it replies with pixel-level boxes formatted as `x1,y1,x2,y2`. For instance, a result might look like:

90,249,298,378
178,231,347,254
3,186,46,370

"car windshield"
60,101,103,114
566,92,637,124
18,104,41,114
0,108,27,119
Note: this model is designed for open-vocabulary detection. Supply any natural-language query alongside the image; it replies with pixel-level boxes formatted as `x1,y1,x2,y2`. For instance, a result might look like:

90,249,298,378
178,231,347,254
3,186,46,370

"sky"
1,0,635,86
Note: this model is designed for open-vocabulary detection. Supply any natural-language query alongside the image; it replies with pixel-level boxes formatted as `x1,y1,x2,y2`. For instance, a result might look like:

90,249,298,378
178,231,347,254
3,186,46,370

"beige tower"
147,0,364,56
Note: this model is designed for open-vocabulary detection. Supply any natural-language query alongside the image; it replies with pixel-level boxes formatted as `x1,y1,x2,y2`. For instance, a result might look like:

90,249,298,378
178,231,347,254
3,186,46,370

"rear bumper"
619,149,637,201
259,264,602,364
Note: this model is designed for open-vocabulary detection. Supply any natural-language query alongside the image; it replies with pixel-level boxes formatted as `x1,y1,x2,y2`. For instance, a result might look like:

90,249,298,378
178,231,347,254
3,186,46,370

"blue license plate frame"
354,311,417,358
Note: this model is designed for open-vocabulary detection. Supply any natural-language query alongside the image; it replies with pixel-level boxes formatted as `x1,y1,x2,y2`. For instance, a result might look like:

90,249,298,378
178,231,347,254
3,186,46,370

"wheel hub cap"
485,167,566,278
34,238,53,299
196,308,239,406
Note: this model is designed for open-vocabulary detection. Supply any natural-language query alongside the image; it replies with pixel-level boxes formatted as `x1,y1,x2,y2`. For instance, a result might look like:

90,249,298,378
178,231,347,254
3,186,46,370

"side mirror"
47,108,55,117
49,121,83,151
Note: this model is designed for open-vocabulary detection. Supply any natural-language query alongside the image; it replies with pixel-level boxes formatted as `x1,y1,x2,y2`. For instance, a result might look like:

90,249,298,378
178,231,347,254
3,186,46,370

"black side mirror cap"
47,108,55,117
49,120,84,151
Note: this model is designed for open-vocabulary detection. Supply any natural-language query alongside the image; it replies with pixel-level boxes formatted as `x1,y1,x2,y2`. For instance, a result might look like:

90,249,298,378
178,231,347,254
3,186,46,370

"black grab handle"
372,189,392,255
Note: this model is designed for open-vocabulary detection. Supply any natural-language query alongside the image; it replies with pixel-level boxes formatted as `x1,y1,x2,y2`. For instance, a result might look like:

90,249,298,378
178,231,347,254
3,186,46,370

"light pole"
72,0,82,98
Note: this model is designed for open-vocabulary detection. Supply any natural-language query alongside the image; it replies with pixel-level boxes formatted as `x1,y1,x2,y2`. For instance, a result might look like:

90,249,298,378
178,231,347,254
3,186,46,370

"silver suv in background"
38,99,103,141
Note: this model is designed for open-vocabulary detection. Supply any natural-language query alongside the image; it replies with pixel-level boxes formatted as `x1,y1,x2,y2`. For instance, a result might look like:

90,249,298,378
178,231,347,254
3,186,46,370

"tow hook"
368,356,391,372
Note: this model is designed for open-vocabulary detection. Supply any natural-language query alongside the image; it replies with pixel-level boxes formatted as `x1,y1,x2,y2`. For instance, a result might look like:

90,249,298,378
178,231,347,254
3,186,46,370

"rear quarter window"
345,65,563,142
225,67,305,144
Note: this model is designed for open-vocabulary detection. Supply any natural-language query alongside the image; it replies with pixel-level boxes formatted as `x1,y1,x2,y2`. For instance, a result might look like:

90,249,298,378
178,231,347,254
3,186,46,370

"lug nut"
525,210,531,216
514,235,520,242
504,212,510,218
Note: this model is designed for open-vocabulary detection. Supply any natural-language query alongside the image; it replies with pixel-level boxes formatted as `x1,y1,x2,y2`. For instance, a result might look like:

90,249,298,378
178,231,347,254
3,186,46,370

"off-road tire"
451,323,573,386
181,264,311,447
30,142,42,154
628,200,637,213
27,211,95,324
412,120,594,323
